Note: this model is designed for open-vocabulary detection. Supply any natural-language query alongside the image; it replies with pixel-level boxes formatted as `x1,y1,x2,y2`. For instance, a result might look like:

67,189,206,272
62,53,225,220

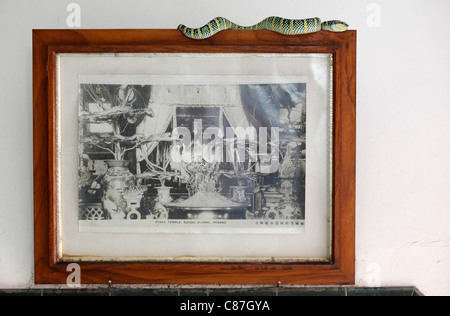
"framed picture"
33,29,356,284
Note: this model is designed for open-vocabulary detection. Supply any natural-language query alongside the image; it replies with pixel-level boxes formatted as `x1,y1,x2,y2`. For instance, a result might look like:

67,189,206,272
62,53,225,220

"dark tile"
209,288,277,296
179,289,209,296
347,287,416,296
112,288,178,296
42,289,110,296
278,287,346,296
0,286,423,296
413,288,424,296
0,290,42,296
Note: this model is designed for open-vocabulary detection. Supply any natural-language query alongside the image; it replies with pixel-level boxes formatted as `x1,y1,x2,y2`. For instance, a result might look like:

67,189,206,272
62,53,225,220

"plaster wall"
0,0,449,296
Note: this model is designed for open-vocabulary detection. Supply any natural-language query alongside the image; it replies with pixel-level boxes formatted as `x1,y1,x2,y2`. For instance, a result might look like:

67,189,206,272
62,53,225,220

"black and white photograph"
78,82,306,232
58,53,332,260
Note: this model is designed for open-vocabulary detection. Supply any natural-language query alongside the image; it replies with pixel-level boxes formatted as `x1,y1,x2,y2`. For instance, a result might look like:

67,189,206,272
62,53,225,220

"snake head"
321,20,349,32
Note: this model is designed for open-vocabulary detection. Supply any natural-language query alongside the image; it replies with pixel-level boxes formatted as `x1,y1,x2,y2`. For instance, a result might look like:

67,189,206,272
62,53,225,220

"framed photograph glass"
33,29,356,284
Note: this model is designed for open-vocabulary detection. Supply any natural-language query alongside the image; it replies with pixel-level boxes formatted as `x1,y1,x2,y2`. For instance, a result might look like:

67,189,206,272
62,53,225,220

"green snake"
178,17,349,40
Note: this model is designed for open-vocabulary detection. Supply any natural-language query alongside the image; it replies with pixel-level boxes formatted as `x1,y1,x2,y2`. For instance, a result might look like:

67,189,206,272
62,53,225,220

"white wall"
0,0,449,296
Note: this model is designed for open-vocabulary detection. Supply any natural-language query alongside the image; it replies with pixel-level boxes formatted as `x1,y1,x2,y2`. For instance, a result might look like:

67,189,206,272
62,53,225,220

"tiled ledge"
0,286,422,296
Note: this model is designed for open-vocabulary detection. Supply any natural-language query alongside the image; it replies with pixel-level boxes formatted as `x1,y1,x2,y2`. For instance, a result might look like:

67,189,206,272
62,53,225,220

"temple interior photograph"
78,83,306,222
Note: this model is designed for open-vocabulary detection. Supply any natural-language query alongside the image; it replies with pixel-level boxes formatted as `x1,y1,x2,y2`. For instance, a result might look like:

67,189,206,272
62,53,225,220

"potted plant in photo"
79,84,155,219
138,139,179,205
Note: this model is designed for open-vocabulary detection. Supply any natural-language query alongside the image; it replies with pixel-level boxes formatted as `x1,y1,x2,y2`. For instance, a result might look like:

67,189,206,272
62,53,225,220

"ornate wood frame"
33,29,356,284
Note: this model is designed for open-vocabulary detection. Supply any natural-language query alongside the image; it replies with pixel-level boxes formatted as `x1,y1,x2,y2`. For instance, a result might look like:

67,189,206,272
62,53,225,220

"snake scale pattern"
178,17,349,40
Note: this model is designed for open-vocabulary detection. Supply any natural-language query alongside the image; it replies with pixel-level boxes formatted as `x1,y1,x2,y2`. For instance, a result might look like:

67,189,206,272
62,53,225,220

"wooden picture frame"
33,29,356,284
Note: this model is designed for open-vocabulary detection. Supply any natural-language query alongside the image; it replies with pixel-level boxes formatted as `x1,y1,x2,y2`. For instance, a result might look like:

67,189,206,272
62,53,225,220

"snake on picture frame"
178,16,349,40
